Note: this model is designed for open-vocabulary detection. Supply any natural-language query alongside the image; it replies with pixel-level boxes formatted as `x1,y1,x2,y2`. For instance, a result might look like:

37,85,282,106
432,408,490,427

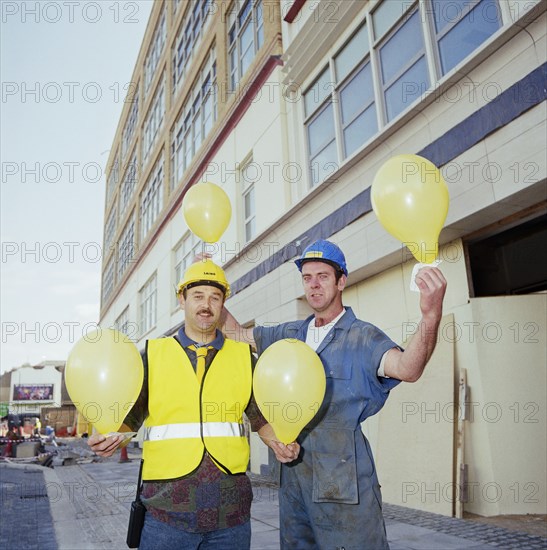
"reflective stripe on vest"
143,337,252,481
145,422,244,441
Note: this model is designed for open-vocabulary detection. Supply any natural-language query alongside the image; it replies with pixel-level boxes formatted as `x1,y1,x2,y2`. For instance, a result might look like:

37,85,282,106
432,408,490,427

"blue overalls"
254,307,401,550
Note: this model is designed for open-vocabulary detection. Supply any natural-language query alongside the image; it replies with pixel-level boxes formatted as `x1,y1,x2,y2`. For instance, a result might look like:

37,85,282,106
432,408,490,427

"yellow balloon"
253,339,326,444
65,328,144,435
183,182,232,242
371,154,449,263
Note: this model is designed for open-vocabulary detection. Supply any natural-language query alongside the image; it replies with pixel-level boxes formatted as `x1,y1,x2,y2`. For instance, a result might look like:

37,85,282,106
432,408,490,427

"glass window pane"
240,20,253,54
257,1,264,48
343,104,377,158
340,63,374,125
244,187,254,218
334,23,369,83
379,10,423,85
245,217,255,242
372,0,411,40
239,0,251,27
310,141,337,187
240,22,254,75
307,102,335,158
385,56,428,121
304,68,332,117
438,0,501,74
432,0,476,33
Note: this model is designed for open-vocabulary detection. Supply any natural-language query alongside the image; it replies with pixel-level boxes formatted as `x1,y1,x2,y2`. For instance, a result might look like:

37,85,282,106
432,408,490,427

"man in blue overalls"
224,240,447,549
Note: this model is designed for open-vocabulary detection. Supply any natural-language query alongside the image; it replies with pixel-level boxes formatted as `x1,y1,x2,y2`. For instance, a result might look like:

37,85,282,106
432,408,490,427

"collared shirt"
124,329,267,533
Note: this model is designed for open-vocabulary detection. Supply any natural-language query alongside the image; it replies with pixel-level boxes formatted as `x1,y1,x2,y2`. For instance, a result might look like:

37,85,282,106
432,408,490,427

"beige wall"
455,294,547,516
244,238,546,516
339,241,546,516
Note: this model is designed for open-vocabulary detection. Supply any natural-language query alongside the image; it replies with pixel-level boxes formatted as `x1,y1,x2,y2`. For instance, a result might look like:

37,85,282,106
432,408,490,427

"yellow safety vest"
143,337,253,481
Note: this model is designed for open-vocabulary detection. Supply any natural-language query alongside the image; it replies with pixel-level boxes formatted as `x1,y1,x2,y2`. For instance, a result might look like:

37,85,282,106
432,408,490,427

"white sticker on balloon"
410,260,442,292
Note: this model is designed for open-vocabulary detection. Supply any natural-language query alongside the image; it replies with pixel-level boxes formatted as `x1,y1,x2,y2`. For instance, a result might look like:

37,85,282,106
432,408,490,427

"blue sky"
1,1,153,372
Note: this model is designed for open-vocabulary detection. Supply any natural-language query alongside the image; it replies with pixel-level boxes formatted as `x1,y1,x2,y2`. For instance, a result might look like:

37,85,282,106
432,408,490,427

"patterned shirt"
124,329,267,532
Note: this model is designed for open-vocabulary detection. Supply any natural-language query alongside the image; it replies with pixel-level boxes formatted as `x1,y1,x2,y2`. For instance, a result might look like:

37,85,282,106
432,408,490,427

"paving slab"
2,453,546,550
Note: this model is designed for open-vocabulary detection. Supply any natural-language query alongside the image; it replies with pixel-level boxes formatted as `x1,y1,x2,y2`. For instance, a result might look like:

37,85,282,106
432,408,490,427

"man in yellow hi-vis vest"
89,260,298,549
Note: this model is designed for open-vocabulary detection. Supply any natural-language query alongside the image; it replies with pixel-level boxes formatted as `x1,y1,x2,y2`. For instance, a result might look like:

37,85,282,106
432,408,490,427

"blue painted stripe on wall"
420,63,547,167
230,62,547,296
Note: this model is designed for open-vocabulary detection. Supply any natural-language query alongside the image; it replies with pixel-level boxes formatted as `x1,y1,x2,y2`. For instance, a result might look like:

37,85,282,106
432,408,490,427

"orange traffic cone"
119,446,131,463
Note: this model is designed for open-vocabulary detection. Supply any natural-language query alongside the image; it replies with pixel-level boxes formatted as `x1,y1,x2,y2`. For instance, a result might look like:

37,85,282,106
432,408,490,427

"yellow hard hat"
176,259,230,298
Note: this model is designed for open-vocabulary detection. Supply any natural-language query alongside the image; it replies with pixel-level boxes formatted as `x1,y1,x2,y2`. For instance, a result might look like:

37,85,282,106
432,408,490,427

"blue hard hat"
294,240,348,276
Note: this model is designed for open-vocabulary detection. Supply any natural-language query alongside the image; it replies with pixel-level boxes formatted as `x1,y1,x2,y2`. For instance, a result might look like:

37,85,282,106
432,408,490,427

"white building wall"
218,0,547,517
99,0,546,518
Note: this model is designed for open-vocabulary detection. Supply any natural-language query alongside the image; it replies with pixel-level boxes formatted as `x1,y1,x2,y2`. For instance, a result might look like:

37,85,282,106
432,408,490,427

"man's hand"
87,433,124,457
268,440,301,463
415,266,447,321
258,424,300,462
384,265,447,382
193,252,212,263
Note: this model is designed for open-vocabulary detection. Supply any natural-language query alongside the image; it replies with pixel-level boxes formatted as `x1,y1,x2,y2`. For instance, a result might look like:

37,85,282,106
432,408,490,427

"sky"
1,0,154,373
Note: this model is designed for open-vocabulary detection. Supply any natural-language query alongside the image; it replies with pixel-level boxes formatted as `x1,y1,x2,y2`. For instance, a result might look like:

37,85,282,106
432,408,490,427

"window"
304,69,337,187
173,233,202,307
170,49,217,189
139,273,157,336
228,0,264,90
114,307,134,340
140,155,164,240
172,0,214,96
303,0,502,187
102,256,115,303
119,151,138,217
467,215,547,297
142,77,165,164
373,3,428,122
431,0,501,75
144,9,166,95
240,159,257,243
117,213,136,280
106,154,119,202
121,92,139,160
104,205,118,252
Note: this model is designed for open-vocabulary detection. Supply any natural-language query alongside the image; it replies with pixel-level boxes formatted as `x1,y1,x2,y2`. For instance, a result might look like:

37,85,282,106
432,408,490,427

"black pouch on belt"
126,459,146,548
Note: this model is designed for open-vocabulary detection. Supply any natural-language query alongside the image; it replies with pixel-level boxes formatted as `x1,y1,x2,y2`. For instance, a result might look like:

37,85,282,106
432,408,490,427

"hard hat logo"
294,240,348,276
177,260,231,298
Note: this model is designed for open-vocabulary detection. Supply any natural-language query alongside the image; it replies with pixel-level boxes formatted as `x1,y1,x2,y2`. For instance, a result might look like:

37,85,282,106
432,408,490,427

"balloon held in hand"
371,154,449,264
183,182,232,243
253,339,326,444
65,328,144,435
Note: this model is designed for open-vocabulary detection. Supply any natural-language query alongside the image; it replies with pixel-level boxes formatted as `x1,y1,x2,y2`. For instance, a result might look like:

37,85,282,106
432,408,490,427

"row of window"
102,154,164,301
102,149,259,306
144,9,166,95
110,230,202,339
170,48,217,190
104,1,265,263
113,271,157,340
172,0,214,96
304,0,502,185
142,76,166,164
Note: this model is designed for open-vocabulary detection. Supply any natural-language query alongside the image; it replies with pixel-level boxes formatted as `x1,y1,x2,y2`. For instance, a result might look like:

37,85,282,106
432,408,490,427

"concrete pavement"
1,445,546,549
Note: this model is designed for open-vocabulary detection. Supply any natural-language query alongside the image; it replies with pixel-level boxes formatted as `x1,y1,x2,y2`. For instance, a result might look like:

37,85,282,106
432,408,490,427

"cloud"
74,302,100,320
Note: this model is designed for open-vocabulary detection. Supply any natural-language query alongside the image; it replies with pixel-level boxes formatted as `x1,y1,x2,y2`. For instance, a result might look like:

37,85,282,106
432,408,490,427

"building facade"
99,0,546,517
